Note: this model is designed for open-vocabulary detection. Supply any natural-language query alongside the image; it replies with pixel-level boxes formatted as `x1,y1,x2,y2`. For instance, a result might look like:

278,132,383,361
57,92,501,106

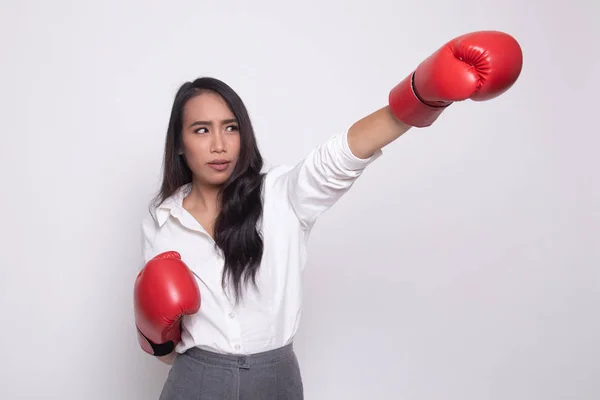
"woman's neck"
184,181,221,215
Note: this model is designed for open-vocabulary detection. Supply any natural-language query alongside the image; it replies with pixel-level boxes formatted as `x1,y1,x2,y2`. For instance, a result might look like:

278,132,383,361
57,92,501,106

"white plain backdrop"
1,0,599,399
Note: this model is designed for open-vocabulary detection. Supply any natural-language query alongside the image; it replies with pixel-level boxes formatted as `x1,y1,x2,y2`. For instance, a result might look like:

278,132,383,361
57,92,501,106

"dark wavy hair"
151,77,265,302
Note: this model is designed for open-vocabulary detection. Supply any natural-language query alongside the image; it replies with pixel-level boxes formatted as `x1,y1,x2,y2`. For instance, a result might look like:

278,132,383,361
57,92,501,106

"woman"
135,31,522,399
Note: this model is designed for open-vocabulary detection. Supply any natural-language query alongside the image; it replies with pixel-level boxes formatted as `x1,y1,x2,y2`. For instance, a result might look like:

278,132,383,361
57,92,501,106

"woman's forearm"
346,106,412,159
157,352,177,365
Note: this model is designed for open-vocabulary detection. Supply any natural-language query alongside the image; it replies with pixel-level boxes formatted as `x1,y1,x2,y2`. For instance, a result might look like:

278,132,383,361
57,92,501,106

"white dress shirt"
140,129,382,355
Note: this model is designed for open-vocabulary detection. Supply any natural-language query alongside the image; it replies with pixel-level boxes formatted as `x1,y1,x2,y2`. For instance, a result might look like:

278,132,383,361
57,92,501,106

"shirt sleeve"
284,129,382,230
140,210,159,268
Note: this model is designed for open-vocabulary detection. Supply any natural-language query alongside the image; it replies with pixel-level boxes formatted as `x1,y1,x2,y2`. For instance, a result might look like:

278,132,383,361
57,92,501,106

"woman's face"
180,91,241,187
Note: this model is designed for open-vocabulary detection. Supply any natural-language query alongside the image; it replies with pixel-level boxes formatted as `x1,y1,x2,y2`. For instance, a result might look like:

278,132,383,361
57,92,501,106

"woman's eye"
226,125,239,132
195,127,208,134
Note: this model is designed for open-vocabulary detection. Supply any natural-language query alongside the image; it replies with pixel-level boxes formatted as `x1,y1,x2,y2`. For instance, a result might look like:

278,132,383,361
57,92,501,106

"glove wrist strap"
389,72,450,127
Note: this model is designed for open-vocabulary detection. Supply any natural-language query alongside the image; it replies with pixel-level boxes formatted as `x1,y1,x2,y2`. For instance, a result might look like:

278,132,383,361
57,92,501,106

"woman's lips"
207,160,230,171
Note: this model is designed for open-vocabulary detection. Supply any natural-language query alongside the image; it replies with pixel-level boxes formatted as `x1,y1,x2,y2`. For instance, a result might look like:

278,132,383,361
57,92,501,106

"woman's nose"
211,132,225,152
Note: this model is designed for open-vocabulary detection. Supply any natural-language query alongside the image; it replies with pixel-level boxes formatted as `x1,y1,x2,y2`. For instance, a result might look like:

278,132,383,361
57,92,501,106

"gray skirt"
159,342,303,400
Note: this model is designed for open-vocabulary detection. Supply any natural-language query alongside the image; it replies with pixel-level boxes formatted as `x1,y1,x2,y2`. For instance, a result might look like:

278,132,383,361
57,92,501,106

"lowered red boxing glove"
389,30,523,127
134,251,201,356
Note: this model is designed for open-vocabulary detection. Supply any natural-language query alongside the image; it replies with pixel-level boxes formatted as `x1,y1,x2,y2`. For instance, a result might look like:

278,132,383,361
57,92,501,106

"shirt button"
228,312,235,319
234,344,241,350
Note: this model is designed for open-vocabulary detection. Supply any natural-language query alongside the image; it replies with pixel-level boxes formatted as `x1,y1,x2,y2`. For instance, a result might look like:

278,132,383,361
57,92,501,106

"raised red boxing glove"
389,30,523,127
134,251,201,356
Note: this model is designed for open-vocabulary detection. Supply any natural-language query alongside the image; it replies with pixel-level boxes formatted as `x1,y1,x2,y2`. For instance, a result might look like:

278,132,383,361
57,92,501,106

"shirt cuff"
338,128,383,170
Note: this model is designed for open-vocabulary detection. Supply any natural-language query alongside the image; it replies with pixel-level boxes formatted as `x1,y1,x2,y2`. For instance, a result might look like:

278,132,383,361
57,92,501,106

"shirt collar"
155,183,192,227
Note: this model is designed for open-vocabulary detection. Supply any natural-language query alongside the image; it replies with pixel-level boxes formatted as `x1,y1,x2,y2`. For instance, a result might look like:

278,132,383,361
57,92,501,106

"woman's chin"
196,173,232,187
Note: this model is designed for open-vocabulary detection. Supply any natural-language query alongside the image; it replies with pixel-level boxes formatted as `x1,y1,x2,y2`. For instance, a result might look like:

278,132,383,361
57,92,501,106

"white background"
1,0,599,399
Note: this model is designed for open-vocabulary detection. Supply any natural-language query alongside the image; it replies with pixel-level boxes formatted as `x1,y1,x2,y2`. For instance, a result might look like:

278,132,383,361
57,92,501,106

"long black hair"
151,77,265,302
